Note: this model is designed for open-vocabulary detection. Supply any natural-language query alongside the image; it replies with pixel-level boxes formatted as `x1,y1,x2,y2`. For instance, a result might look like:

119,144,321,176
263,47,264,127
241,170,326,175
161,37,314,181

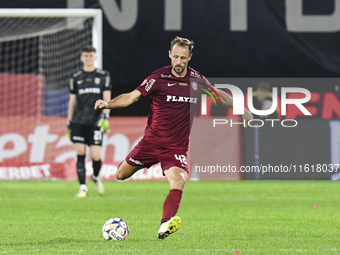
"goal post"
0,8,103,166
0,8,103,68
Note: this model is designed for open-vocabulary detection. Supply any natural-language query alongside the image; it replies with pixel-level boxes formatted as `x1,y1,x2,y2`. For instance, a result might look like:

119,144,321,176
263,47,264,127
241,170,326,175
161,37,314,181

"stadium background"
0,0,340,180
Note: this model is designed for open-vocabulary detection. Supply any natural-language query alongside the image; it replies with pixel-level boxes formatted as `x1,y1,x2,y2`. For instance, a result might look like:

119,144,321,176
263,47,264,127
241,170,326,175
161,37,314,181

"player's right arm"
66,94,77,139
95,89,143,110
67,74,78,139
68,74,78,121
67,94,77,122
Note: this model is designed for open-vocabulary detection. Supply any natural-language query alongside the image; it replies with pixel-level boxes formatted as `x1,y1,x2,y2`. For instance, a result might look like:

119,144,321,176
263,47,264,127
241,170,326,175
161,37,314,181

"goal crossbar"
0,8,103,68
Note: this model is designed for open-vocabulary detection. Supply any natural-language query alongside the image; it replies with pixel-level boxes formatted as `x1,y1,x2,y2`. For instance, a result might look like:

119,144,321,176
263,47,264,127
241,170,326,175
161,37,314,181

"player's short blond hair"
170,36,194,54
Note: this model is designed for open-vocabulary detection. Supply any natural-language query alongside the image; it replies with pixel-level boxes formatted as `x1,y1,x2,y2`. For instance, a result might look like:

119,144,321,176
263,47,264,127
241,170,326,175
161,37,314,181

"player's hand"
66,121,72,140
95,100,108,110
243,109,253,127
98,113,110,133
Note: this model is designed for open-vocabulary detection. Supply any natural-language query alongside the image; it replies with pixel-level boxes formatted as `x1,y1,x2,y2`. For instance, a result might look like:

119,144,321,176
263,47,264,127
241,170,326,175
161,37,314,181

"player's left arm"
214,88,253,126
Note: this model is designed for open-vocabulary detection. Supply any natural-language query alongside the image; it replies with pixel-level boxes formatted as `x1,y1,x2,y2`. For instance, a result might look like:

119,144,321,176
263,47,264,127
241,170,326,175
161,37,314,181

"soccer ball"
102,218,129,241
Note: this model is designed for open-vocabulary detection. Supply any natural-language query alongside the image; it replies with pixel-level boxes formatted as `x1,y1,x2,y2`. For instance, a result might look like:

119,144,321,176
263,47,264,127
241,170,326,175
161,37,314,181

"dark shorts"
71,123,102,146
125,139,188,174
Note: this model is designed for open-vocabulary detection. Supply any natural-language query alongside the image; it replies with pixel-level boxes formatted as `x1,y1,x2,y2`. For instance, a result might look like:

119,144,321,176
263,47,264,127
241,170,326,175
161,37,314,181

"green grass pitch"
1,180,339,254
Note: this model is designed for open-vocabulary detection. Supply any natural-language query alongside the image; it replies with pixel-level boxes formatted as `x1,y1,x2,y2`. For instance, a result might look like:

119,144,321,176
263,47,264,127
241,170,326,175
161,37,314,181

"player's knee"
76,148,86,155
115,171,122,180
115,170,126,181
92,156,101,162
171,174,187,190
177,176,187,186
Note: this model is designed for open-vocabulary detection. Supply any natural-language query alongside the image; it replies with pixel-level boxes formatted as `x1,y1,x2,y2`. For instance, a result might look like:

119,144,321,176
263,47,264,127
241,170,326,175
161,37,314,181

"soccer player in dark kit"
95,37,253,239
67,45,112,198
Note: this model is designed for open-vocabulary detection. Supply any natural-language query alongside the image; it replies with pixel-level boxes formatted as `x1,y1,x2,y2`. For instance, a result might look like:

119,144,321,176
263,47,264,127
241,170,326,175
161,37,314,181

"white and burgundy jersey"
136,66,211,151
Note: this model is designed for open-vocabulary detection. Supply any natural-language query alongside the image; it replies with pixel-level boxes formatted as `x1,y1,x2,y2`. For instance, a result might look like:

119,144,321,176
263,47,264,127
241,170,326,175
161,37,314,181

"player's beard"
173,63,186,75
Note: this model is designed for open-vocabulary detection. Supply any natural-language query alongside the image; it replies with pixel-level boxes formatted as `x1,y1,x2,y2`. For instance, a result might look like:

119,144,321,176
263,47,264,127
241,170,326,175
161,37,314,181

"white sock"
80,184,88,191
92,175,100,182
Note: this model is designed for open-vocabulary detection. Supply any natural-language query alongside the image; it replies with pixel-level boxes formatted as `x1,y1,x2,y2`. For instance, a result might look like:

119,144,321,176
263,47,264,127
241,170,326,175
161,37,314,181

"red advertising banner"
0,116,243,180
0,116,169,180
0,116,147,164
0,162,166,181
0,74,44,116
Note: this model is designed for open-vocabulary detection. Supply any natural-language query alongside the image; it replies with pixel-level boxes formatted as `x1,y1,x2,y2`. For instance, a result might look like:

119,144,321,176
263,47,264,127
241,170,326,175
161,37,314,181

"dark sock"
161,189,183,223
77,155,86,185
92,160,102,178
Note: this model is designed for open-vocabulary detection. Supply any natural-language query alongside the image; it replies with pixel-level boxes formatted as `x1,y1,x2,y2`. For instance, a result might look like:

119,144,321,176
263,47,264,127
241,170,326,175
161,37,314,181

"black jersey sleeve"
69,73,78,94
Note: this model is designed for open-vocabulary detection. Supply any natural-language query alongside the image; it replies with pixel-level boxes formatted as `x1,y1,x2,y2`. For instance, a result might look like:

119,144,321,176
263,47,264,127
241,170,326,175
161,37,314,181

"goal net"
0,9,102,166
